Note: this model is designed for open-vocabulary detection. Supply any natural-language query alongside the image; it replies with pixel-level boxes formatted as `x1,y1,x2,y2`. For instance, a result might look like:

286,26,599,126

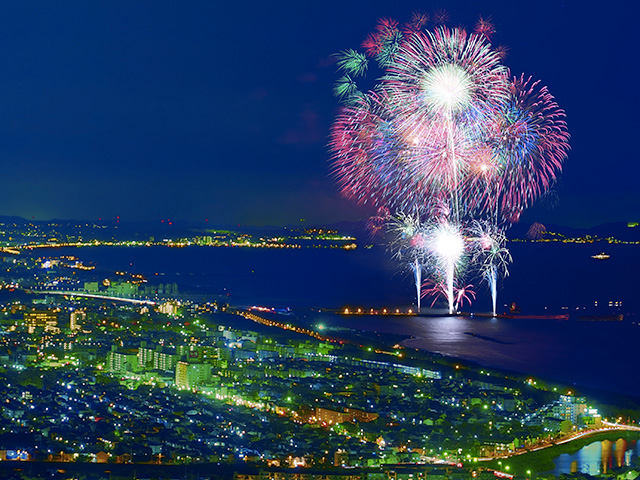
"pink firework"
332,26,514,220
421,279,447,308
474,16,495,41
526,222,547,240
329,91,400,209
332,15,568,226
367,206,391,235
454,284,476,310
432,8,449,25
362,18,401,58
402,11,430,35
377,27,510,218
486,74,570,224
494,44,510,60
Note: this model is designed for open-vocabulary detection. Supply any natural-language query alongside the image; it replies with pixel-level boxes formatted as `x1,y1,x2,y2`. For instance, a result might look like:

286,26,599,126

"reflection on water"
551,438,639,475
309,311,640,398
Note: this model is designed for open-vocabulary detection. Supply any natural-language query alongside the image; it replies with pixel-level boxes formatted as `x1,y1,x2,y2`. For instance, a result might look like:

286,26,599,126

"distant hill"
1,214,639,241
0,215,31,224
508,220,640,241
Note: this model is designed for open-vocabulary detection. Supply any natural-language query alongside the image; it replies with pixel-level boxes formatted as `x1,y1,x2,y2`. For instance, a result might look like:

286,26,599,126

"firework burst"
491,74,570,224
330,12,569,313
424,220,468,314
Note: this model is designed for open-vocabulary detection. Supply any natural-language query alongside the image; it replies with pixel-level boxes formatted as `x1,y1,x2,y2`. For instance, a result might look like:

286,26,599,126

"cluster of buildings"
0,218,360,252
0,221,634,477
0,285,614,474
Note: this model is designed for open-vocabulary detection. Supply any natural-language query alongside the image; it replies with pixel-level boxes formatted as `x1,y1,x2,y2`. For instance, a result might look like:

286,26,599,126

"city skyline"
0,0,637,227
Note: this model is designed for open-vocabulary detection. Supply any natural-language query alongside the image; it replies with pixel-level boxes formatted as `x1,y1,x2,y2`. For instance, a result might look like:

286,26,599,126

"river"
550,438,640,475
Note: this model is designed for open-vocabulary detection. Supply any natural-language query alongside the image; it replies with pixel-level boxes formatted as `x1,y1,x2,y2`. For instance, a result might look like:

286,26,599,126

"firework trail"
424,220,466,314
454,284,476,312
388,213,428,311
411,257,422,313
414,219,470,314
470,221,512,315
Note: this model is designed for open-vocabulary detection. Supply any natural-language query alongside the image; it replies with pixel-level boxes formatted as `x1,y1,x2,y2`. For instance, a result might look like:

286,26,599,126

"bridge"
34,290,158,305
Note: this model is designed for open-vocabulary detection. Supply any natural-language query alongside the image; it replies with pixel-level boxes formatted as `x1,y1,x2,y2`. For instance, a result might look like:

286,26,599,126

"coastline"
7,241,640,410
308,310,640,401
2,287,640,476
284,312,640,413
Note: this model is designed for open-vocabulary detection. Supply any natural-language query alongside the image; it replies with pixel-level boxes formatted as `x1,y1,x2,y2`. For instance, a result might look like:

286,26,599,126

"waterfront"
39,240,640,313
299,312,640,400
2,235,640,476
30,240,640,401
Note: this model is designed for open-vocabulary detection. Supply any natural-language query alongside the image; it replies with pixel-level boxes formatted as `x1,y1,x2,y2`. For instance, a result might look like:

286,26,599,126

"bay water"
39,241,640,398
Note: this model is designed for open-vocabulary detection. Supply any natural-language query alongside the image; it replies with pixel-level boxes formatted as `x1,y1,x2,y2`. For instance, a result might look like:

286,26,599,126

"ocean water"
47,241,640,312
300,311,640,398
40,242,640,398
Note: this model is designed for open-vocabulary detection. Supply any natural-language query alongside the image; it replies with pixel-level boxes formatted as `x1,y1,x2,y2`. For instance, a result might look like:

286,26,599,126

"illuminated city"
0,2,639,480
0,218,639,479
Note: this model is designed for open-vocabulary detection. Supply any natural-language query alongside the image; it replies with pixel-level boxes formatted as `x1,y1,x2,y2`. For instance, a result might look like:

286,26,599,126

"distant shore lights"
342,307,415,315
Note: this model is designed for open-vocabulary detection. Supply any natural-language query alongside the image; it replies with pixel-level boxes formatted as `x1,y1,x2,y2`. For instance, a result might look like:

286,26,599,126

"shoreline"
300,309,640,406
288,313,640,413
5,284,640,412
399,341,640,413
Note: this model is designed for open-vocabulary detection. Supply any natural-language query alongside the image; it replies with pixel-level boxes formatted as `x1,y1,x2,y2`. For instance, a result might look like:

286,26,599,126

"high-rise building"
175,361,211,390
138,343,178,372
154,350,178,372
138,344,156,369
175,361,188,389
70,310,86,331
546,395,588,425
107,347,138,374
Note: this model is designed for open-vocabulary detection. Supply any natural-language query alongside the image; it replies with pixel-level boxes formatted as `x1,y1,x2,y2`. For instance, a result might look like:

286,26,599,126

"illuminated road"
479,423,640,462
601,421,640,431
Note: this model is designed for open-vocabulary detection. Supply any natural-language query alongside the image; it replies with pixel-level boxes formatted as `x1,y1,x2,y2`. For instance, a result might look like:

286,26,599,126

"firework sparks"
454,284,477,312
331,12,569,313
490,74,571,224
334,49,369,77
470,221,512,315
388,213,429,311
427,220,466,314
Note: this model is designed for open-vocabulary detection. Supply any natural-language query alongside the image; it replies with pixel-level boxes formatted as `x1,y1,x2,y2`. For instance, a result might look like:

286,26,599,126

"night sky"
0,0,637,227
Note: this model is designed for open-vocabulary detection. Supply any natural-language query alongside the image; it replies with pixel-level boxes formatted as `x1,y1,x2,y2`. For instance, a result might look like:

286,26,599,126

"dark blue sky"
0,0,637,227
